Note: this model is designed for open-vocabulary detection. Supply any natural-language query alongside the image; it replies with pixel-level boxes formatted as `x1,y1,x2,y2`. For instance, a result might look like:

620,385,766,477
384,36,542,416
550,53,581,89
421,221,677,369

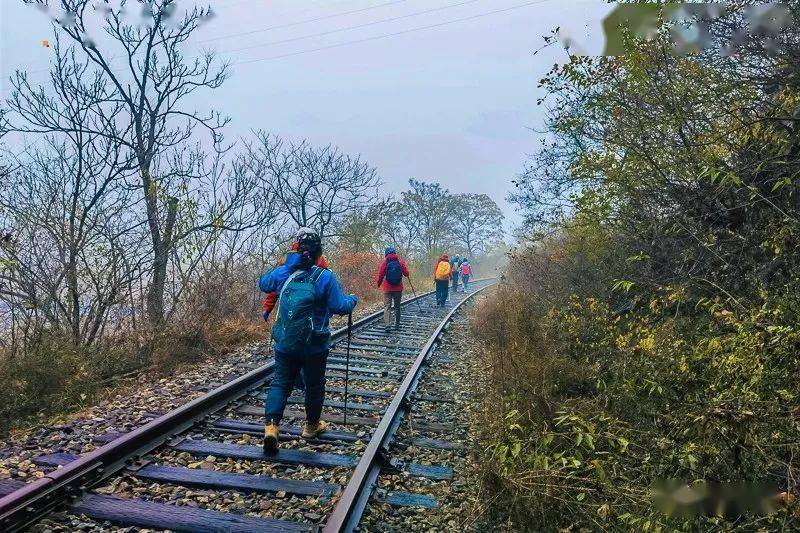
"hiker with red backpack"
460,258,473,291
258,229,357,453
376,246,410,331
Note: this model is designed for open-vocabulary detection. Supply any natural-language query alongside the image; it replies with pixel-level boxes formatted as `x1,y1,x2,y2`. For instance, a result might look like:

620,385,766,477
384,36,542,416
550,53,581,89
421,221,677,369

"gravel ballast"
358,295,495,532
1,289,496,532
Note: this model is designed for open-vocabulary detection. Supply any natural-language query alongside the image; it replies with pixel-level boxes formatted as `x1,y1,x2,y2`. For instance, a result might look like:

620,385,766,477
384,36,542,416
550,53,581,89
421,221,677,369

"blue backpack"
385,258,403,286
271,267,325,353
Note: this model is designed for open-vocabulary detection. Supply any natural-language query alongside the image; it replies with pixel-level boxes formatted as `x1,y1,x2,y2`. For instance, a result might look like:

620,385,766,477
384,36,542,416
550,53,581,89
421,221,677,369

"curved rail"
323,282,493,532
0,288,440,532
0,279,495,531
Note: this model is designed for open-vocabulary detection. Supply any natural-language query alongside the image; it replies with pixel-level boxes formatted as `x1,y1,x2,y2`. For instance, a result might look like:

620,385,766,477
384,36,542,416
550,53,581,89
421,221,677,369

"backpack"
435,261,451,280
271,267,325,353
385,258,403,286
461,263,471,276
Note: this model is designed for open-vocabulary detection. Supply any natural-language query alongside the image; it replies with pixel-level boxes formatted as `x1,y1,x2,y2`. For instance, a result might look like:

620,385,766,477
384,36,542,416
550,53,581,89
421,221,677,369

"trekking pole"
406,275,424,311
343,312,353,425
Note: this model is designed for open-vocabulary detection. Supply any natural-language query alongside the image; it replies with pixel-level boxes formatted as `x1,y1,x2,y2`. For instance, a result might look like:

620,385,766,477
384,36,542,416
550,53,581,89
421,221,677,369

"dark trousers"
462,275,470,291
435,280,449,306
383,291,402,327
265,349,328,424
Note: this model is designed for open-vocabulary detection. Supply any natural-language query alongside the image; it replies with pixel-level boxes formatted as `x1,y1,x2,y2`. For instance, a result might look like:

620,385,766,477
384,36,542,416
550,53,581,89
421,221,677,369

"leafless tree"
0,135,146,347
400,179,456,257
377,200,418,257
20,0,230,325
335,207,385,255
162,147,277,320
1,41,147,345
0,108,8,140
451,193,505,257
246,132,381,239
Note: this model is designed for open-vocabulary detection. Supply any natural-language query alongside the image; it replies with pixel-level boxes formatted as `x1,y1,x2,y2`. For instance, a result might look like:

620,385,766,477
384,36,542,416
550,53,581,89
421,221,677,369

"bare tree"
400,179,455,257
336,208,384,255
163,147,277,320
20,0,229,325
377,200,418,257
1,43,147,345
0,107,8,140
247,132,381,239
0,135,145,347
451,193,505,257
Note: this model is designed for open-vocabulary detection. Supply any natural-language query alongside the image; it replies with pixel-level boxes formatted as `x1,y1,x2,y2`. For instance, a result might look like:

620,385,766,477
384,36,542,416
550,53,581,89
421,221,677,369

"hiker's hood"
385,252,399,261
284,250,304,270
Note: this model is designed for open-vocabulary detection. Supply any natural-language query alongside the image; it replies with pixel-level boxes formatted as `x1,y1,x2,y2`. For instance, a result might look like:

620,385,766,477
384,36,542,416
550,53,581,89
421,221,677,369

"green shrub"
472,245,800,531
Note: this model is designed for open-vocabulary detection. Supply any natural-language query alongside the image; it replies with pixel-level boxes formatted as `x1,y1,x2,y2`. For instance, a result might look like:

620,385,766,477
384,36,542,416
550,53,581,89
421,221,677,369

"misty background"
1,0,613,231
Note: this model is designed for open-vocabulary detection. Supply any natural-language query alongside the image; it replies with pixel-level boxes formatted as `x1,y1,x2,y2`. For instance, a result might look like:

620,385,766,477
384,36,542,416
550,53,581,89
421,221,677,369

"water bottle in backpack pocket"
271,267,326,353
385,258,403,286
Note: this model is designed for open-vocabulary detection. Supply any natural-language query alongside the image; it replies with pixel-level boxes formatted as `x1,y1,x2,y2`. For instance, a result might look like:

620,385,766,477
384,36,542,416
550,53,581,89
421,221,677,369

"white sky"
0,0,614,228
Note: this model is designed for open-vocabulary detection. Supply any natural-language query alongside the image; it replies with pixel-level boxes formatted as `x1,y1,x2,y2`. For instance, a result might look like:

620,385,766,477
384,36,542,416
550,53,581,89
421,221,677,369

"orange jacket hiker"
434,255,451,281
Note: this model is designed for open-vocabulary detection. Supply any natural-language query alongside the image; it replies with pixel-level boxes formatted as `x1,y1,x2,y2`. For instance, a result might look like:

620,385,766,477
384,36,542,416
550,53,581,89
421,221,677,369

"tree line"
0,0,505,356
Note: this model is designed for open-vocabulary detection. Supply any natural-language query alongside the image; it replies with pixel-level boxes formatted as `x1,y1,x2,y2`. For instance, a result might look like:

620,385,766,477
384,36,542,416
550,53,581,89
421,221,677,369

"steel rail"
323,282,494,532
0,287,441,532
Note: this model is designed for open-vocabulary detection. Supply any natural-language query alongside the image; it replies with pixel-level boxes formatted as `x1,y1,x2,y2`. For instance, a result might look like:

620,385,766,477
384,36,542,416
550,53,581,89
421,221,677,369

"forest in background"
0,1,506,434
475,1,800,530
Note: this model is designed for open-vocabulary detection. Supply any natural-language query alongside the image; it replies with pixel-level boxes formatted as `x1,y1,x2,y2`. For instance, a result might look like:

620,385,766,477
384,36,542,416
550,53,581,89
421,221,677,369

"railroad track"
0,280,494,532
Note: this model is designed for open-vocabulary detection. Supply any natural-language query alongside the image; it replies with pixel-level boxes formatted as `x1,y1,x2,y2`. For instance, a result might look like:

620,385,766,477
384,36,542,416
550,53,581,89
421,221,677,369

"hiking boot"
263,423,279,454
302,419,328,439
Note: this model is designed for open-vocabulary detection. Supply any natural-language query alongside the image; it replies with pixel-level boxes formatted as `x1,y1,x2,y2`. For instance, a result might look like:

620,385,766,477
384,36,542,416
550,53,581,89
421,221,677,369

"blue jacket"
259,252,357,354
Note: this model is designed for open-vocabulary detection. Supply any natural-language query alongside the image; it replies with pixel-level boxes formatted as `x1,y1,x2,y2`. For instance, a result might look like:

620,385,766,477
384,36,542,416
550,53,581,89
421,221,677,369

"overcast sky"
0,0,613,228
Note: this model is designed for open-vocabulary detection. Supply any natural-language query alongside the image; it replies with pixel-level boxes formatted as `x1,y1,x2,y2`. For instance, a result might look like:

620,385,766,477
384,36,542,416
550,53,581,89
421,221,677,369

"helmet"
296,227,317,241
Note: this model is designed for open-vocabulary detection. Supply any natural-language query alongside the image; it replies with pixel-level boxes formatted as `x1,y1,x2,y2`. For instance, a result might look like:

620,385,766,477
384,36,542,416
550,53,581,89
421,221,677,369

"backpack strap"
309,266,326,284
279,269,305,301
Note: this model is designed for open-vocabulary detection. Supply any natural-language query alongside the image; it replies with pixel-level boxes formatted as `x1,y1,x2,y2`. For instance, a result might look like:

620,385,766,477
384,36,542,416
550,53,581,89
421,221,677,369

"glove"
261,310,270,323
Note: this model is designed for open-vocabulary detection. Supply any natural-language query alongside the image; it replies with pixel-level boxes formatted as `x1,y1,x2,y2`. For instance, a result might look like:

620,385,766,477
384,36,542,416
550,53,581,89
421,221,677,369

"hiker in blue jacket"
450,255,462,293
259,230,357,453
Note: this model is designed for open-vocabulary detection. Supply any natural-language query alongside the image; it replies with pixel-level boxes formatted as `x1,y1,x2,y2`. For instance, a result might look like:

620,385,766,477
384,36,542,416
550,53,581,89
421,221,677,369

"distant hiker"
450,255,462,293
434,254,452,307
261,228,330,323
258,229,357,453
376,246,410,331
460,258,473,291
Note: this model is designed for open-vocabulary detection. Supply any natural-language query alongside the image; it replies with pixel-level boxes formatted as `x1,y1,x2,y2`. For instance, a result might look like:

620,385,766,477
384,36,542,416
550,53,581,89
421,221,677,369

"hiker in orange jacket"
434,254,451,307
